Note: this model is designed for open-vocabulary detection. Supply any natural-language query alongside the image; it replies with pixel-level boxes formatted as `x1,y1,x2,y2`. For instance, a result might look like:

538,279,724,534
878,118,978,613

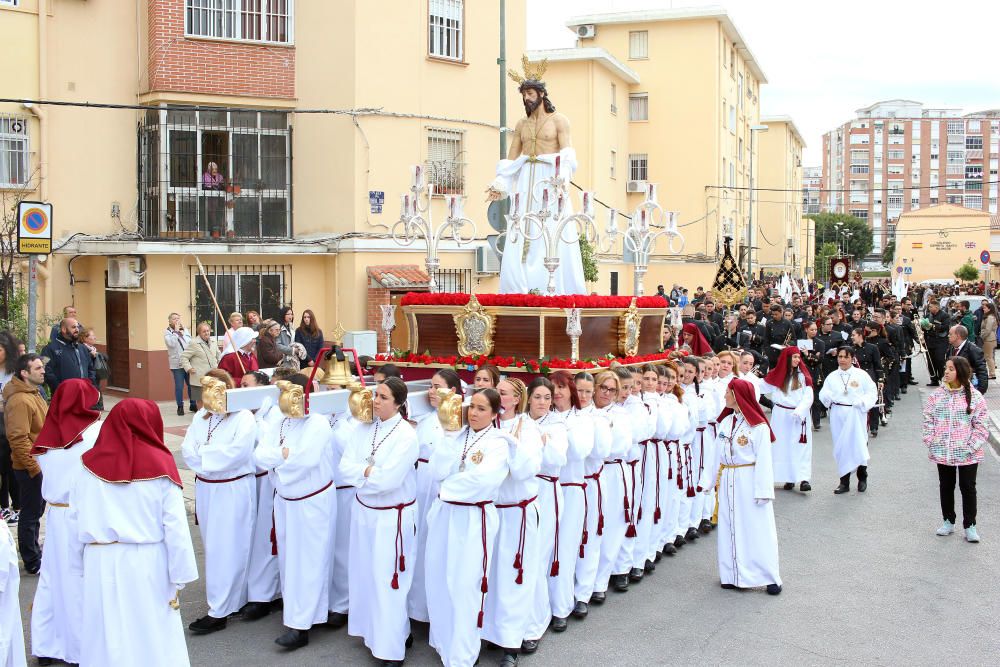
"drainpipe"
25,0,51,318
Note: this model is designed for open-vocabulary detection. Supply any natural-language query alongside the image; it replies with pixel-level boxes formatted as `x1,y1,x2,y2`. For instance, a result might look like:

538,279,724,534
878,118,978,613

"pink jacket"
922,386,988,466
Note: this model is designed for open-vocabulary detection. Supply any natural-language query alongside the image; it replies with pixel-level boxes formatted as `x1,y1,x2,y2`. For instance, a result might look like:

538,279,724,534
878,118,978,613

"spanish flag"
912,242,923,249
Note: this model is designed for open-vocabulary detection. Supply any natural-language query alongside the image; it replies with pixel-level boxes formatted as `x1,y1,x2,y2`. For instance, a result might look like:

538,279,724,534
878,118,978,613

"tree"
815,242,839,283
806,212,874,271
881,240,896,268
1,167,40,338
954,261,980,282
578,236,600,283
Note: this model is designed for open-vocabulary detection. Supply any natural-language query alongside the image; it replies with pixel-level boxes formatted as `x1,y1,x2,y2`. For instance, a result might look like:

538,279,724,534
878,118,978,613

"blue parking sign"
369,191,385,214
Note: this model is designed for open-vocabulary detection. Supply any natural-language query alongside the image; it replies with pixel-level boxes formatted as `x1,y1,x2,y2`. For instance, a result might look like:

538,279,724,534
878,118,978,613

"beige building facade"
891,204,997,283
757,116,809,277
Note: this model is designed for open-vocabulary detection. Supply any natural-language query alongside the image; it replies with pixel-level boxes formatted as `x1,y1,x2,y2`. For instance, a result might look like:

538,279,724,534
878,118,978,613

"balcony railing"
425,159,466,196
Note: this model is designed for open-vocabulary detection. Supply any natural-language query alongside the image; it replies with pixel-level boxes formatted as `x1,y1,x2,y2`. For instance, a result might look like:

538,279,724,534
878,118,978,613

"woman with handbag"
81,328,107,411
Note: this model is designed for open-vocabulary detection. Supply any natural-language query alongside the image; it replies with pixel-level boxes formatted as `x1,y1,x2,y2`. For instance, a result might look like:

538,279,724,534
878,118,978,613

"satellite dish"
486,200,508,233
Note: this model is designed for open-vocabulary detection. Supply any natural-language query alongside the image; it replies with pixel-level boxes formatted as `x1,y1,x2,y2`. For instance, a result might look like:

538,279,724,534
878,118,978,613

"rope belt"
711,463,756,524
610,459,637,538
682,443,695,498
356,496,416,590
49,502,69,508
87,541,120,546
255,471,268,478
561,481,587,557
675,443,684,490
653,441,663,524
495,495,538,585
195,472,254,524
585,467,604,543
775,403,808,443
443,499,494,628
415,457,429,469
336,484,355,491
271,480,334,556
832,402,854,408
537,474,561,576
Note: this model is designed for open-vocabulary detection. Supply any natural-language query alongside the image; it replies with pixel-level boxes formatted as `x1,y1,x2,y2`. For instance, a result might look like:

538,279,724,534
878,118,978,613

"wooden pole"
192,255,245,374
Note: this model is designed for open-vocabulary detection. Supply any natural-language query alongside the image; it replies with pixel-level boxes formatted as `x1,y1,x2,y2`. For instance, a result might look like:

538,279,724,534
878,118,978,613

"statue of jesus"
487,57,586,295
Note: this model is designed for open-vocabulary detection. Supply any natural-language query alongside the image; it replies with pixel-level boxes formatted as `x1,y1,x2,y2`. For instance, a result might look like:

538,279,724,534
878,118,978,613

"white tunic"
653,392,689,554
255,413,337,631
181,410,257,618
549,410,590,618
633,392,666,568
677,384,708,535
701,415,782,589
0,521,25,667
484,414,543,649
761,374,814,483
426,426,510,667
31,421,99,664
328,413,357,615
596,403,633,591
247,404,281,604
819,367,877,476
340,413,419,661
408,411,444,622
70,475,198,667
574,404,610,602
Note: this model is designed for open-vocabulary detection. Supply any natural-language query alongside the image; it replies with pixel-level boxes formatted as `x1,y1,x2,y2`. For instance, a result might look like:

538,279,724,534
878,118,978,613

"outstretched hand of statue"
485,187,504,203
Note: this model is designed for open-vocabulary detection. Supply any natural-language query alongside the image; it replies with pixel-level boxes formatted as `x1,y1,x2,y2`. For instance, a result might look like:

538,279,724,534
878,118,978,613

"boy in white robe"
819,346,878,494
573,375,612,611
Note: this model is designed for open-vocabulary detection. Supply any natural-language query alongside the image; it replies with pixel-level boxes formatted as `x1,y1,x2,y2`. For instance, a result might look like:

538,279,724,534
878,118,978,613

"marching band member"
819,347,878,495
485,379,542,663
699,378,782,595
71,399,198,666
593,370,633,595
182,372,257,636
30,380,101,665
340,377,419,665
760,347,815,493
425,389,511,667
654,363,690,556
254,377,337,650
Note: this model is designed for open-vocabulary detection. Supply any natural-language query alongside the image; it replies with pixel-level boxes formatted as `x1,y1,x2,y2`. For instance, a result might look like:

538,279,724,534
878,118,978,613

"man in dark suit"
947,324,989,393
851,328,883,437
924,300,952,386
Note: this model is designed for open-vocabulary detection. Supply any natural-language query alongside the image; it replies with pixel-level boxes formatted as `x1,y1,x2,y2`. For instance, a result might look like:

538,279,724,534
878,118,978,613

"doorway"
105,291,130,390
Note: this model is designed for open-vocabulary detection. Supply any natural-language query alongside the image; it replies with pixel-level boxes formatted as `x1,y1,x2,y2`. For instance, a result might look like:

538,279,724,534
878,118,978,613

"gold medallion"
850,381,859,388
470,450,484,465
737,435,749,446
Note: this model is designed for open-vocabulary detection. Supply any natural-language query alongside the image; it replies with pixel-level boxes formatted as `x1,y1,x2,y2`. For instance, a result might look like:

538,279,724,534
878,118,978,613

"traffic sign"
17,201,52,255
981,250,991,264
904,266,913,275
895,266,903,274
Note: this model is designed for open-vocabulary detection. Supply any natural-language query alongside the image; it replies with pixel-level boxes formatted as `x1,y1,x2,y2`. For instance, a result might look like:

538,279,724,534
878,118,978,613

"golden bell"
348,382,373,423
320,348,354,387
437,389,464,432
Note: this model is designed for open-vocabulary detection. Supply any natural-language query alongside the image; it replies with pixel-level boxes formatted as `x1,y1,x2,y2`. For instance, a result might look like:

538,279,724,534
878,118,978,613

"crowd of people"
0,280,993,667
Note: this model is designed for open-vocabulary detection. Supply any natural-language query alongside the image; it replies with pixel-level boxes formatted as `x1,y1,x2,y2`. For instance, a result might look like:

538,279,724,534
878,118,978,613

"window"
850,179,867,191
426,127,464,194
850,164,870,174
738,137,743,162
730,46,735,73
947,120,964,135
967,119,981,133
888,150,904,160
628,93,648,121
887,195,903,208
850,150,869,164
946,179,964,189
966,136,983,150
729,162,736,188
850,209,868,221
738,73,743,109
191,264,289,339
428,0,463,60
966,165,983,179
139,108,292,239
947,150,965,164
628,153,648,182
721,38,727,69
610,150,616,179
629,30,648,59
610,83,617,115
887,165,904,175
850,134,870,145
0,114,30,188
966,195,983,209
729,105,736,134
185,0,293,44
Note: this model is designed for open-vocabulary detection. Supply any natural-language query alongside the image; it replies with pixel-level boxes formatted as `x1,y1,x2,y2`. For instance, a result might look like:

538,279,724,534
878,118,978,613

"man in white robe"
819,346,878,494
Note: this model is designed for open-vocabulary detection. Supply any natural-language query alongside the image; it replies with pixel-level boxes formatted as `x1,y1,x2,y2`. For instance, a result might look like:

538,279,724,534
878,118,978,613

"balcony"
425,159,467,196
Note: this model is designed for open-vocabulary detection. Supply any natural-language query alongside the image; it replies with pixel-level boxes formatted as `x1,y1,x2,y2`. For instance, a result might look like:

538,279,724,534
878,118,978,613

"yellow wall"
757,120,805,276
892,205,991,283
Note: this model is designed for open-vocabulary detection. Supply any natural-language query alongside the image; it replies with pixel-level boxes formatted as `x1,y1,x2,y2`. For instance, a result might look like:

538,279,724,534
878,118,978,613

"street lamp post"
747,124,769,280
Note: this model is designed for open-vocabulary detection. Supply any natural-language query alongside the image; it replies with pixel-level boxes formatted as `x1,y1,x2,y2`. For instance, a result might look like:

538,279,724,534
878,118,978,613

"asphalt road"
14,364,1000,665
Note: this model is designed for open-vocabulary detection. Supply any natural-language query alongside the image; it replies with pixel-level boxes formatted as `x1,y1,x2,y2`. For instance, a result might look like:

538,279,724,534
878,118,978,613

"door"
105,291,130,389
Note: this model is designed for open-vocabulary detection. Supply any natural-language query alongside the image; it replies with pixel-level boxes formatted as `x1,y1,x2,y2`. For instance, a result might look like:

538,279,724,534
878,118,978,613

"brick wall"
147,0,295,99
367,285,391,351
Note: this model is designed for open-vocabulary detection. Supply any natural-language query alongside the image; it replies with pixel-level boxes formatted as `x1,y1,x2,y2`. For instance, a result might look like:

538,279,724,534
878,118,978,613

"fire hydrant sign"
17,201,53,255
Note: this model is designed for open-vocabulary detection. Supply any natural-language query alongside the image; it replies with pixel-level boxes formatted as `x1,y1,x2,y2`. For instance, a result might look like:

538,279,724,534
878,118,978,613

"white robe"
819,367,877,476
425,426,510,667
31,421,99,664
340,413,419,661
617,394,650,573
0,521,25,667
548,410,589,618
761,375,814,484
654,393,690,551
677,384,708,535
701,415,782,589
70,475,198,667
494,147,586,295
328,414,357,615
247,404,281,604
408,411,444,622
255,413,337,631
484,415,542,649
595,403,633,591
182,410,257,618
574,405,610,602
632,392,664,569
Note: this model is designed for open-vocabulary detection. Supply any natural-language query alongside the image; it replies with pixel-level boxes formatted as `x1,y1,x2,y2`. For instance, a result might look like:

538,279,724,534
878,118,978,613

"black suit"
925,309,951,384
854,341,884,434
801,337,826,428
948,340,989,393
763,318,794,369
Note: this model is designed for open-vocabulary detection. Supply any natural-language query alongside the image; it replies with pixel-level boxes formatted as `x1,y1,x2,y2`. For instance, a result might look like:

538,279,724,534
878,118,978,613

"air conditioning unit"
577,24,596,39
106,256,143,290
626,180,647,193
475,245,500,274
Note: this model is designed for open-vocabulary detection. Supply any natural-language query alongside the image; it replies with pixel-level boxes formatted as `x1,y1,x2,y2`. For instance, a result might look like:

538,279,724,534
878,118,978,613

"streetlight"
747,124,769,280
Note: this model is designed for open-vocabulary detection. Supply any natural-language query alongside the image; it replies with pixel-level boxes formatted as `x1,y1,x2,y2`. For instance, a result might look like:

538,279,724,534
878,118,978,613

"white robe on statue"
761,375,814,484
574,405,610,603
31,421,99,664
819,367,877,476
340,413,419,662
247,404,281,605
700,415,782,589
182,409,257,618
494,147,586,295
255,413,336,631
426,426,510,667
484,415,542,649
70,475,198,667
0,521,26,667
328,413,357,615
595,403,633,592
408,411,444,622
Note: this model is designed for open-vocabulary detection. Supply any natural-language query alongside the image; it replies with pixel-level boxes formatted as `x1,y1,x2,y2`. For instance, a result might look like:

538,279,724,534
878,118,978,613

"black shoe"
629,567,644,582
611,574,629,592
405,634,413,649
327,611,348,628
383,661,404,667
653,550,661,563
275,628,309,649
782,482,795,491
645,559,656,573
520,639,539,654
684,527,699,542
800,481,811,492
766,583,782,595
500,652,519,667
589,591,606,604
189,614,227,635
834,483,850,495
177,405,185,416
909,379,919,385
698,519,713,534
662,543,677,556
242,601,272,621
551,616,568,632
813,423,821,431
926,382,939,387
720,583,737,590
37,659,55,666
189,402,198,412
858,479,867,493
673,536,685,549
572,601,589,618
869,430,878,438
24,563,39,575
900,387,908,394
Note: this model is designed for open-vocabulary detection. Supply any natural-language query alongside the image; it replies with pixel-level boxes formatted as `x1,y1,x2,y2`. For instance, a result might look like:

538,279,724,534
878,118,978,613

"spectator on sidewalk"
41,318,95,397
0,331,21,524
182,322,222,411
220,312,245,355
80,327,107,411
294,309,324,367
946,325,989,393
49,306,79,344
277,307,295,360
255,320,284,368
980,301,997,380
923,357,988,543
3,353,48,573
164,313,195,417
246,310,263,333
218,327,259,387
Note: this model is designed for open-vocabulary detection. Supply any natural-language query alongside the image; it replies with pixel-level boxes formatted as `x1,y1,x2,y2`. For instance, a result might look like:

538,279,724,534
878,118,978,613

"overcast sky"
527,0,1000,166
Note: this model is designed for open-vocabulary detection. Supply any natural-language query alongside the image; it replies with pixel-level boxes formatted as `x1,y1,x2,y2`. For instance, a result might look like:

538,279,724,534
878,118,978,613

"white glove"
754,498,771,506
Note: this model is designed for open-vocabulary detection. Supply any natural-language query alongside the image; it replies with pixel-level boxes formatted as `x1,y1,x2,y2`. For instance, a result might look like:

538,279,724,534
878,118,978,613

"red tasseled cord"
481,576,489,593
270,508,278,556
625,522,637,538
800,421,808,444
549,561,560,577
477,611,485,629
515,569,523,585
513,553,522,569
391,573,399,590
399,555,406,572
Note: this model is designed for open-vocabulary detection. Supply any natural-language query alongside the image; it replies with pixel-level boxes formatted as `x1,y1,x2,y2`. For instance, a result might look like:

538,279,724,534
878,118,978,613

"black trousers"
938,463,977,528
13,469,45,570
810,384,823,427
928,341,947,383
0,438,19,510
839,465,868,485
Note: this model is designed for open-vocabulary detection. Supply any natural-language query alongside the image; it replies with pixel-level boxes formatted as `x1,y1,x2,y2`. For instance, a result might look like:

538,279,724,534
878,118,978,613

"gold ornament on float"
453,294,495,357
200,377,228,415
437,388,464,432
348,382,373,424
276,380,305,419
618,297,642,357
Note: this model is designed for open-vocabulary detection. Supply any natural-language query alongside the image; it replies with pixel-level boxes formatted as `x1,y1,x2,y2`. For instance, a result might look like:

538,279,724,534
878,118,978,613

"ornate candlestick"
565,307,582,361
379,304,396,355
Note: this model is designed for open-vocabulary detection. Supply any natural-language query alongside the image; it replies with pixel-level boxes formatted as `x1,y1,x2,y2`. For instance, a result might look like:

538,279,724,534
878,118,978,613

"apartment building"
821,99,1000,267
802,166,822,215
528,7,769,290
756,116,808,277
1,0,525,399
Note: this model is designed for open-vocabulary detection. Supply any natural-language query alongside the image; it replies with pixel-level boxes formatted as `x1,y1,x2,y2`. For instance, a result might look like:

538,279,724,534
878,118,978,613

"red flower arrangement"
374,349,679,374
399,292,666,309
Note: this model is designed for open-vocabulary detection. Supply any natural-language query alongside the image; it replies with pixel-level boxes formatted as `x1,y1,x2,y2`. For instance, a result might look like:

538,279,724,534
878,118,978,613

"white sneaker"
965,525,981,543
936,520,955,536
